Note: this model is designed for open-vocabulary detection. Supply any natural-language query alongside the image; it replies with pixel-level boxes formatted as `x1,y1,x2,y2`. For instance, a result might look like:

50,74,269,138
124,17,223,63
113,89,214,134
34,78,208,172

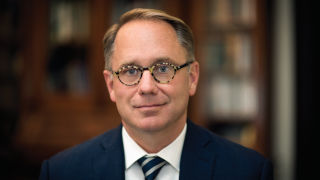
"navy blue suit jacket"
39,120,273,180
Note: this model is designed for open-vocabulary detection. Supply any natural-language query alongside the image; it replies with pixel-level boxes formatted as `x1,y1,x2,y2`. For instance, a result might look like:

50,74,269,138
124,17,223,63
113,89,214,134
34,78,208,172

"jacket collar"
93,125,125,180
179,120,216,179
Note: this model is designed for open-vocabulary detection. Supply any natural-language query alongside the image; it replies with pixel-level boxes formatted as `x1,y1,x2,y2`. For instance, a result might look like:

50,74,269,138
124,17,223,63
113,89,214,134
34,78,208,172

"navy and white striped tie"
137,156,166,180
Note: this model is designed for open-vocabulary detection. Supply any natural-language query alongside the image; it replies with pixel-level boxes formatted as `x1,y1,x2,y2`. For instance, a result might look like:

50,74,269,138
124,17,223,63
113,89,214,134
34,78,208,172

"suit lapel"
179,120,216,180
93,125,125,180
91,121,217,180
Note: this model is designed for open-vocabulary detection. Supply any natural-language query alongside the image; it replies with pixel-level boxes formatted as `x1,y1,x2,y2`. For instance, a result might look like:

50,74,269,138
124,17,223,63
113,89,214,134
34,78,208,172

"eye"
156,65,170,73
122,67,139,76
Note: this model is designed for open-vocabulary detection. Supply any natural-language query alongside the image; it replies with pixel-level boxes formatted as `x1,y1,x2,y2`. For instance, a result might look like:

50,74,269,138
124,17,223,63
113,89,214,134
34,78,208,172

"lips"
133,103,166,108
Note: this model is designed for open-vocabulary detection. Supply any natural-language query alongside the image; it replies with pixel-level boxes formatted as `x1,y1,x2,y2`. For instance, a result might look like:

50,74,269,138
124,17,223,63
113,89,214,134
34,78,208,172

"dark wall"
295,0,315,179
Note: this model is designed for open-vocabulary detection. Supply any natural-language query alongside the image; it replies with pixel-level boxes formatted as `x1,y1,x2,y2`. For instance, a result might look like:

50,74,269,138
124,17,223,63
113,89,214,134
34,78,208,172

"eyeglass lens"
118,64,175,85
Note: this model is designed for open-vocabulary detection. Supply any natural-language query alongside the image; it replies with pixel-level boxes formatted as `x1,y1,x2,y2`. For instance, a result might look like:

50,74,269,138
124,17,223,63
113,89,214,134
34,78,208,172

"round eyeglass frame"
112,61,194,86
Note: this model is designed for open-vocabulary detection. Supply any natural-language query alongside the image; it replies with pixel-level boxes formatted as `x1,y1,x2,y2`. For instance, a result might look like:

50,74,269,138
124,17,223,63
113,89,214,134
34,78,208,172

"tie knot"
137,156,166,180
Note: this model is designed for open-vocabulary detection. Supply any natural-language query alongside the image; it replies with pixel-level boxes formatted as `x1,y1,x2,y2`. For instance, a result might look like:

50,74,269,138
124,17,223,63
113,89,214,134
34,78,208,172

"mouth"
133,103,167,109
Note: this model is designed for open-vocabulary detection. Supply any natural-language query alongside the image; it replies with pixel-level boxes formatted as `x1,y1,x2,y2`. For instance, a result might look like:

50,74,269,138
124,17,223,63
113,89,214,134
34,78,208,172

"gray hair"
103,8,195,70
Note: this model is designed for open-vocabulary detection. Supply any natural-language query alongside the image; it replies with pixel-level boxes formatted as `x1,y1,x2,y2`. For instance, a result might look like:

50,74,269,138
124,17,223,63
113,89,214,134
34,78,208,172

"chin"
137,117,168,132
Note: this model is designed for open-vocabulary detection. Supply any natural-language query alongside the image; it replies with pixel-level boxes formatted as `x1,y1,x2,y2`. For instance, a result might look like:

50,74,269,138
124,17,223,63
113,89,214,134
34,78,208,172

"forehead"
112,19,186,68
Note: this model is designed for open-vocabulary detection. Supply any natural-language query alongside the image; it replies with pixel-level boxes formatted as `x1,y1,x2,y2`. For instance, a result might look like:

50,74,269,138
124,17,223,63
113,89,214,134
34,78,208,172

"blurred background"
0,0,314,179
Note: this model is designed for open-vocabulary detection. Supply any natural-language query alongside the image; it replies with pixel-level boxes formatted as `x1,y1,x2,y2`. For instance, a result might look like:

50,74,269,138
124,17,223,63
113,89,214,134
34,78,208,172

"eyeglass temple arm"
176,61,194,70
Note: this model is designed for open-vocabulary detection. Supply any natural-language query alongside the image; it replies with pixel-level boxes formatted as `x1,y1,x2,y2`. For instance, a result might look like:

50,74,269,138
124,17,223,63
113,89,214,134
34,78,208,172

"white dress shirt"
122,124,187,180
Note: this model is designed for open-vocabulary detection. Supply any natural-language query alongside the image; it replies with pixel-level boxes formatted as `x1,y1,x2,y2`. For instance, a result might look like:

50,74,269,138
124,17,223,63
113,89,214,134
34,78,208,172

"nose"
137,70,158,95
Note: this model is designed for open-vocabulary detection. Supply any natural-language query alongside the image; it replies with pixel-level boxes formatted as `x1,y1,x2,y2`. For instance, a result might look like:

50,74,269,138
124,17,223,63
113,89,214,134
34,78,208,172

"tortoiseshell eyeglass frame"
112,61,194,86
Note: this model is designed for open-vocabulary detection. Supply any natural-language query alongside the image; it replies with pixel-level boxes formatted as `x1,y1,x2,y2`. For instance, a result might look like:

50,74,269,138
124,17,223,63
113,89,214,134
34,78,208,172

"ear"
188,61,200,96
103,70,116,102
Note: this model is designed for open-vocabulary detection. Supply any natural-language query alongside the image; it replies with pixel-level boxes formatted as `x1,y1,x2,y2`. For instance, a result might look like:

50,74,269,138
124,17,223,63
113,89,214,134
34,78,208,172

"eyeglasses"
112,61,194,86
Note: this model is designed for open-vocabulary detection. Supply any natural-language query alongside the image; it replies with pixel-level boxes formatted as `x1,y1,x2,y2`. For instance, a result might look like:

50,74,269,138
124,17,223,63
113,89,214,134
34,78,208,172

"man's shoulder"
48,125,122,163
39,125,124,179
186,121,273,179
188,121,268,163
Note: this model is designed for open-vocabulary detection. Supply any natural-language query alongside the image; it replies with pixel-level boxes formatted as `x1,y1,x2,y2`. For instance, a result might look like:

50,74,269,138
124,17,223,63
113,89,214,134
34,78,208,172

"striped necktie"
137,156,166,180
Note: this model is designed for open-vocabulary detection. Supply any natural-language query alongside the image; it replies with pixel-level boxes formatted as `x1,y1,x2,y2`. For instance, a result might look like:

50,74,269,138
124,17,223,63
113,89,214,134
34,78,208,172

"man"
39,8,273,180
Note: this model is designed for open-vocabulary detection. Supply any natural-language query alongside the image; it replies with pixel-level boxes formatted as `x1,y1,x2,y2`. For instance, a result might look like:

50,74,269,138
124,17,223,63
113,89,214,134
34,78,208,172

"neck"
123,116,186,153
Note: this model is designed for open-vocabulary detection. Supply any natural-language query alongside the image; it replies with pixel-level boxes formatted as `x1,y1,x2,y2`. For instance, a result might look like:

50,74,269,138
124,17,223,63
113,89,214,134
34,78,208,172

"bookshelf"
188,0,270,156
14,0,120,161
47,0,90,95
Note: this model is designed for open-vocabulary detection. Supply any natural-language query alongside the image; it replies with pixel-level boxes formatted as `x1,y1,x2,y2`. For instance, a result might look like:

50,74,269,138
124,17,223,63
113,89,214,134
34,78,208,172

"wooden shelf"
188,0,270,157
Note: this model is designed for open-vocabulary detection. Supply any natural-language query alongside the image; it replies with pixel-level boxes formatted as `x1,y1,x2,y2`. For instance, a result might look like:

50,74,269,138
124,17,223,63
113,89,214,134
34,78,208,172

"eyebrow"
118,57,178,68
153,57,178,66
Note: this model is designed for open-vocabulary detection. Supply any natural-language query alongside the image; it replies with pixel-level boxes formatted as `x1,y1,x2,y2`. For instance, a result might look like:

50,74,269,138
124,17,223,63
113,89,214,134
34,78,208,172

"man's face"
103,20,199,134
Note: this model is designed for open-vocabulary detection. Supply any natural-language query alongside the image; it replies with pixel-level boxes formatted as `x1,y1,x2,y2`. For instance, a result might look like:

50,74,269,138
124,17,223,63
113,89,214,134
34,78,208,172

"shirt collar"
122,123,187,171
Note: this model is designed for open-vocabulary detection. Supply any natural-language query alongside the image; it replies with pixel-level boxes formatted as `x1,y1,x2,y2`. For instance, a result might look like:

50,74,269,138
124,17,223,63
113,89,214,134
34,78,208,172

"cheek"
177,78,191,104
113,83,133,103
167,79,190,103
113,85,135,116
